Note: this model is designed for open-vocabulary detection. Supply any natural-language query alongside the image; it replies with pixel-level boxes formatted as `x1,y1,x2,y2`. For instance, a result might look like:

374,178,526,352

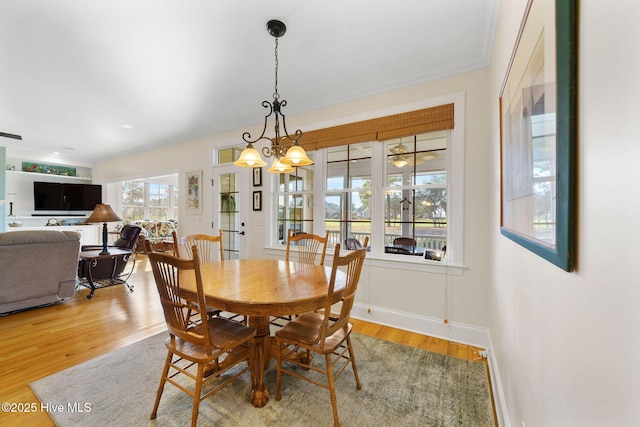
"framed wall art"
186,170,203,214
253,167,262,187
253,191,262,211
499,0,577,271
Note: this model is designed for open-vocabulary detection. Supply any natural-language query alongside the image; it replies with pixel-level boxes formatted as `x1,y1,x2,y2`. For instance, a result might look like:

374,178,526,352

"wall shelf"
6,170,92,181
4,158,95,225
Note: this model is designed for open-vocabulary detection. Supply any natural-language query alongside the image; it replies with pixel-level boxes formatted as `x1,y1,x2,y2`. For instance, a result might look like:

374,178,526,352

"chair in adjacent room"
392,236,417,251
143,238,177,255
77,224,142,285
344,237,362,250
275,237,369,427
285,229,329,266
147,246,255,427
143,235,179,256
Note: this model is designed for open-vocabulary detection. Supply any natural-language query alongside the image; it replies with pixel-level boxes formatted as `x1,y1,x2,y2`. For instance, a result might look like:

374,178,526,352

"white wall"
94,68,493,336
489,1,640,426
0,147,5,232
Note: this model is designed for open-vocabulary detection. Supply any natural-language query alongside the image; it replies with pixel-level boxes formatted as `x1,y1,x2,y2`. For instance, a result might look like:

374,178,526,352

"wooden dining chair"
285,229,329,266
274,229,330,327
175,229,224,263
172,230,228,320
275,237,369,427
147,245,255,427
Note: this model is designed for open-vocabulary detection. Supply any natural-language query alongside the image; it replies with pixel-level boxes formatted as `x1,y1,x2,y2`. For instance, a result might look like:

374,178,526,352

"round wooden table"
179,259,346,408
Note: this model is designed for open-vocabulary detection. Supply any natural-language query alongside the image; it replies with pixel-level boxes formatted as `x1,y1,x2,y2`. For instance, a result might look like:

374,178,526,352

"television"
33,182,102,211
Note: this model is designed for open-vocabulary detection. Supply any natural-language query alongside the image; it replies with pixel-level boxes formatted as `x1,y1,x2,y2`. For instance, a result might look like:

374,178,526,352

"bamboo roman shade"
295,103,454,151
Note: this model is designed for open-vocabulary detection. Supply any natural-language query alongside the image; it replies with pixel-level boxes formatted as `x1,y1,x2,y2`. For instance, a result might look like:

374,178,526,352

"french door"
212,165,248,259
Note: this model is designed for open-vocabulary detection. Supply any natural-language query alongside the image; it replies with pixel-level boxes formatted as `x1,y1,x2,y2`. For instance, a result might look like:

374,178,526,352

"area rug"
30,332,494,427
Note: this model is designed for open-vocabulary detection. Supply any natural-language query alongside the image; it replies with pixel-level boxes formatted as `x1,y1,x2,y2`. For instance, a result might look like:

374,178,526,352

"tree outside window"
275,155,315,245
325,142,372,249
120,179,178,222
384,132,448,252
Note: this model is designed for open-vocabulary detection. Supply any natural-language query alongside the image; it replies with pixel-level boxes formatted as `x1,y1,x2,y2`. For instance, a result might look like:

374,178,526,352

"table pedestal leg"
249,315,270,407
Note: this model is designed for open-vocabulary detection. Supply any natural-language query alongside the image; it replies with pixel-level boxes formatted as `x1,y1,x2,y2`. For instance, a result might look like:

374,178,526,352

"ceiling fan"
389,142,408,155
388,142,409,167
0,132,22,140
388,141,442,168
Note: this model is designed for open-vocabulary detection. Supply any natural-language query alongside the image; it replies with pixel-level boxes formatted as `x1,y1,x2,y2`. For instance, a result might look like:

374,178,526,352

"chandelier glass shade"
234,20,313,173
267,157,294,174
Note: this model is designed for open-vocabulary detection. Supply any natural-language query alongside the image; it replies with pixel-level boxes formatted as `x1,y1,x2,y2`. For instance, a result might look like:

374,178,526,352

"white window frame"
267,91,465,274
119,180,178,221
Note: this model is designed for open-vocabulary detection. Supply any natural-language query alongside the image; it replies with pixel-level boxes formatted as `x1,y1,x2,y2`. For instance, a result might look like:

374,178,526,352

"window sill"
262,246,464,276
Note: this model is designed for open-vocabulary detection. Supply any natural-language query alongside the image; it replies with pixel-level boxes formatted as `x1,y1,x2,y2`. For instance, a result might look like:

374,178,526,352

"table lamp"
85,204,122,255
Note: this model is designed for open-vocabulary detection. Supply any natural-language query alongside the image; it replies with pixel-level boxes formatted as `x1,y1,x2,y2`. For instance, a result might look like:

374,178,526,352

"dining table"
178,258,346,408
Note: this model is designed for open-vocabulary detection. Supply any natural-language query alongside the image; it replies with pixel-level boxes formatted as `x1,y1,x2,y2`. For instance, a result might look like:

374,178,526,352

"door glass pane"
219,172,239,260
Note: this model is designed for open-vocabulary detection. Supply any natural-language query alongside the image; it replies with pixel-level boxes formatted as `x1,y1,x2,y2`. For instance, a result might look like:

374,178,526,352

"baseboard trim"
351,303,490,348
351,303,509,427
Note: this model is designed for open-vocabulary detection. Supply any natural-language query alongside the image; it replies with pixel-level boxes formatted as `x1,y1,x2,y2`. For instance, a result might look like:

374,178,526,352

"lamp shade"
280,144,313,166
234,146,267,168
267,157,295,174
86,204,122,224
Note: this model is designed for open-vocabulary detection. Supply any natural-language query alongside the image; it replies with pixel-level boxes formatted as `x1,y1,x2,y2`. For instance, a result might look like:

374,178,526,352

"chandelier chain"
274,38,279,100
234,19,312,172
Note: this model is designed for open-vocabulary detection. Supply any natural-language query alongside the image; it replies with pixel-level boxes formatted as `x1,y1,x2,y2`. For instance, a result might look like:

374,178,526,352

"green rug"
30,332,494,426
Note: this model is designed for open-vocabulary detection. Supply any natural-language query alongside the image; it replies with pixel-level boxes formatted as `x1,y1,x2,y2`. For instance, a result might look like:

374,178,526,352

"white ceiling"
0,0,499,165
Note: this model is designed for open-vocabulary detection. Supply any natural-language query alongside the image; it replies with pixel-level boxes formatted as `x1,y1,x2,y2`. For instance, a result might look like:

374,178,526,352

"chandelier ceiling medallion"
234,20,313,174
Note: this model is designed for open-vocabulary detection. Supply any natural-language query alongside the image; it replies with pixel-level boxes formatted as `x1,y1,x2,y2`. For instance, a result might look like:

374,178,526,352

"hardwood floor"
0,256,489,426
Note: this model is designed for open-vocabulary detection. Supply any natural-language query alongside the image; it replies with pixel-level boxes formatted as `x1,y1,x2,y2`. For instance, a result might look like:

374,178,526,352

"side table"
77,248,135,299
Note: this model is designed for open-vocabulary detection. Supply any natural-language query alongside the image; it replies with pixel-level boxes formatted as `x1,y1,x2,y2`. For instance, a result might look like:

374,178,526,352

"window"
275,154,315,245
270,96,464,267
217,147,243,165
120,178,178,222
384,132,448,257
325,142,372,249
120,181,145,221
273,131,452,262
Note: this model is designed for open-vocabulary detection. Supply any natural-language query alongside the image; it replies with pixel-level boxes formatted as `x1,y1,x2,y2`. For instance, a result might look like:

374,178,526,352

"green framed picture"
499,0,577,271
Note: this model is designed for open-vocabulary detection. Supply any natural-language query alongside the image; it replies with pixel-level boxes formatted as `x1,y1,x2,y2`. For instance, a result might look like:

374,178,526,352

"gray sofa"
0,229,81,314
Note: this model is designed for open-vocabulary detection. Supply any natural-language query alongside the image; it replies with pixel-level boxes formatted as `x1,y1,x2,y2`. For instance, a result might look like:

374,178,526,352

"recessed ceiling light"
119,124,134,129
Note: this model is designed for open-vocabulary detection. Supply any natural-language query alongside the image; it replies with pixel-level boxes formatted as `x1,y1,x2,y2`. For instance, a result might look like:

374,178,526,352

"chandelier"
234,20,313,174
